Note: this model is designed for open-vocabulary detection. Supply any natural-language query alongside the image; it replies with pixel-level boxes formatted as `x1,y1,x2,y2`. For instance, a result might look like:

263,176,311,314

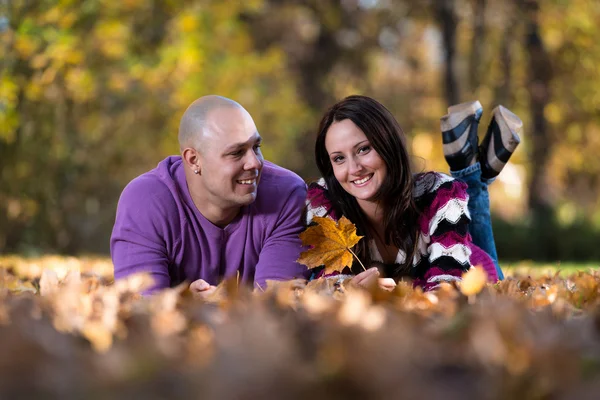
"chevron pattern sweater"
305,172,498,291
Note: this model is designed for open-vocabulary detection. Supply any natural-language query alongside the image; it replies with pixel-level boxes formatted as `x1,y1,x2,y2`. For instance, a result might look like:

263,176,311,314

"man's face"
197,107,264,210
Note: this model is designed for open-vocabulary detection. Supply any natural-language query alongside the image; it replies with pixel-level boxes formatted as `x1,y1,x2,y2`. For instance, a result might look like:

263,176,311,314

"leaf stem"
347,247,367,272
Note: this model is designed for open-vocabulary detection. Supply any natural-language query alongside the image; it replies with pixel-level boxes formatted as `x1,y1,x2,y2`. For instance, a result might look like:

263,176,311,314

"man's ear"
182,147,201,175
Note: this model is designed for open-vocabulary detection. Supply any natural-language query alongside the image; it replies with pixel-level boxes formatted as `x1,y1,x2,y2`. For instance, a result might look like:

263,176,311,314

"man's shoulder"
250,161,306,219
261,161,305,183
118,157,181,212
258,161,307,196
122,173,166,199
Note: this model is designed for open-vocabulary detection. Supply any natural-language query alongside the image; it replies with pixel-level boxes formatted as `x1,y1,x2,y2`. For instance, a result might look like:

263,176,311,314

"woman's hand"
350,267,397,291
350,267,380,288
377,278,397,292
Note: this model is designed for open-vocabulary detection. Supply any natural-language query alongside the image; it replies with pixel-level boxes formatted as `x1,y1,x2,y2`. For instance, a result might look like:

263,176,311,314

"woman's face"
325,119,387,203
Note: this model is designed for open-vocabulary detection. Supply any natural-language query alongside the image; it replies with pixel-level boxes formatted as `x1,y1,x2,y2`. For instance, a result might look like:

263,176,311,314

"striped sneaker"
479,106,522,180
441,101,483,172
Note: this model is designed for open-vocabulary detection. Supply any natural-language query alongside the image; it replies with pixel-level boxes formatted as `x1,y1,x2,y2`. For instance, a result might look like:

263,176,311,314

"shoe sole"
441,100,482,156
441,100,483,131
485,106,523,174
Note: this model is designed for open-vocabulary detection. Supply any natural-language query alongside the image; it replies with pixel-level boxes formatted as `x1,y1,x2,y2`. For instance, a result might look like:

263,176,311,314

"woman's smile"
351,173,374,186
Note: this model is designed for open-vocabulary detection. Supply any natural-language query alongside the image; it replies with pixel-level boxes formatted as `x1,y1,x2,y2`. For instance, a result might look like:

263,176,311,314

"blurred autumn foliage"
2,0,600,259
3,256,600,398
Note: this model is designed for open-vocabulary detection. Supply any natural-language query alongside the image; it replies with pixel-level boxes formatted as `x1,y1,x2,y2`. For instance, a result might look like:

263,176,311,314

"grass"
501,260,600,277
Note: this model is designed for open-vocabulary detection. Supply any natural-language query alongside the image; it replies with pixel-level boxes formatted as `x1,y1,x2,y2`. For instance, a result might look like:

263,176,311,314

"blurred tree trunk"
520,0,555,257
435,0,460,106
495,4,517,106
292,23,341,178
244,1,377,178
469,0,486,93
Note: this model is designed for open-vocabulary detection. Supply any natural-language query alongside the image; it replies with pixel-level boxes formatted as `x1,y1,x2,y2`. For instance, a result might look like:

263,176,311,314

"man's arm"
110,178,173,291
253,184,310,290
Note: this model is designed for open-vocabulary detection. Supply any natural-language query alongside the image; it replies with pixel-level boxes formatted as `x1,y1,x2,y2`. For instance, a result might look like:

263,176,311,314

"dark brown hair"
315,95,420,277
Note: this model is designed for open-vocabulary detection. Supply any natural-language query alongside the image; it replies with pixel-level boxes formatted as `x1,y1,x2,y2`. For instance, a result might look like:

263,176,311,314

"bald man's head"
179,95,264,220
178,95,243,151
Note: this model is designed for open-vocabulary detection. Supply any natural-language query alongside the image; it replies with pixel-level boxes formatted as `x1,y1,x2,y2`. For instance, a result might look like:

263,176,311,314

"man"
110,95,309,296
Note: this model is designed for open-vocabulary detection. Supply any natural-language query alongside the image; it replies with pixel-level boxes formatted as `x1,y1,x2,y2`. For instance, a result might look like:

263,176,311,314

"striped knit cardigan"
305,172,498,291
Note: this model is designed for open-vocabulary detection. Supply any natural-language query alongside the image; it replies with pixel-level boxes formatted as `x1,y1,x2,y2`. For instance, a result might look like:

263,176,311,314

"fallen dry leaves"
460,266,488,297
1,256,600,399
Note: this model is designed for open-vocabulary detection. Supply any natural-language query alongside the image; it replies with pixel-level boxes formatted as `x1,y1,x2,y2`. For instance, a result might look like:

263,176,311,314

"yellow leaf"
297,216,363,274
0,275,36,294
81,322,113,353
460,267,488,296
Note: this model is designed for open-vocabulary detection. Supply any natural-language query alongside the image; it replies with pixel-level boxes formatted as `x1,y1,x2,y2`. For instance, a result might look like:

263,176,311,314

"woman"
441,99,521,281
305,96,521,291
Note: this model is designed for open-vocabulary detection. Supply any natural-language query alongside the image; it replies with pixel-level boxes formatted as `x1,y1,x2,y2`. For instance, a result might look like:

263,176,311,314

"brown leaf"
297,216,363,274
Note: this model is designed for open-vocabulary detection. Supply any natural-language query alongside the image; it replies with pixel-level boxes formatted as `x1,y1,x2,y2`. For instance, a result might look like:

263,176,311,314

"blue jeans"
450,163,504,280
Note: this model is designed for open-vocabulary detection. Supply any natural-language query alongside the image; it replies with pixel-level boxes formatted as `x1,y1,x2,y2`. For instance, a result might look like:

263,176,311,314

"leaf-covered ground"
2,256,600,399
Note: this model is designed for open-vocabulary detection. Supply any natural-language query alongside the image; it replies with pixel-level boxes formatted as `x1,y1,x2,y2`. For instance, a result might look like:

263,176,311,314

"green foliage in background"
2,0,600,258
1,0,311,252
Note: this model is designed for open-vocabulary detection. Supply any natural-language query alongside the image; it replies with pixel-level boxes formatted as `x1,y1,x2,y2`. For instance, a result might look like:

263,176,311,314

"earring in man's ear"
194,169,199,175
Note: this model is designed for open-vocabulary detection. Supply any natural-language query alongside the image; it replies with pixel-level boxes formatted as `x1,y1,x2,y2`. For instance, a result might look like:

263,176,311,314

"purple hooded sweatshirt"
110,156,309,291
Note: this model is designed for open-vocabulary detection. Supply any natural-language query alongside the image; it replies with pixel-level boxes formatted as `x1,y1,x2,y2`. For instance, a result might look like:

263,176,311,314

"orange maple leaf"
297,216,364,274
